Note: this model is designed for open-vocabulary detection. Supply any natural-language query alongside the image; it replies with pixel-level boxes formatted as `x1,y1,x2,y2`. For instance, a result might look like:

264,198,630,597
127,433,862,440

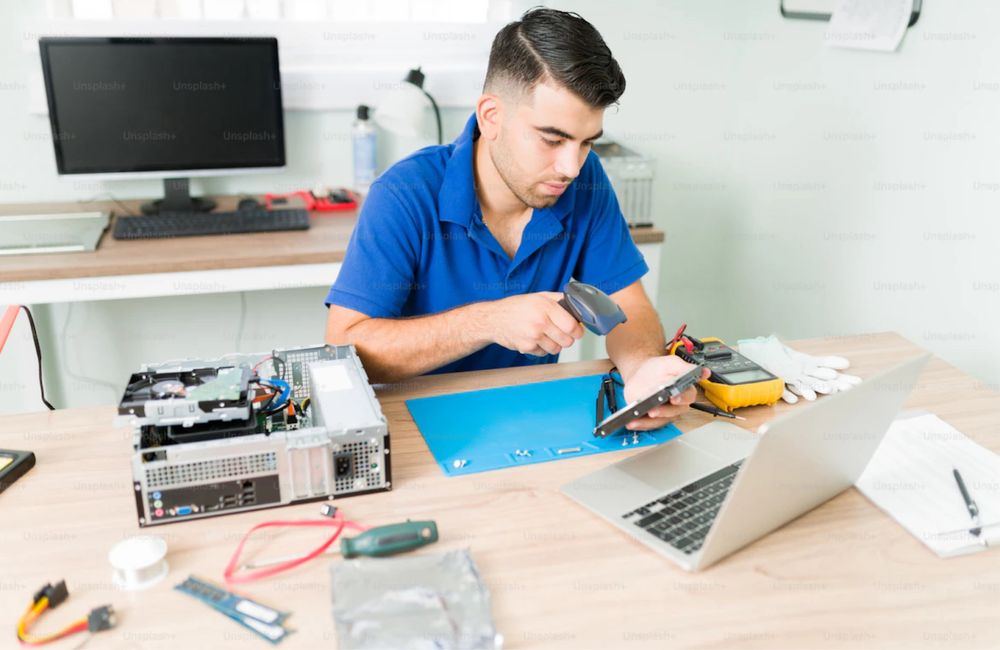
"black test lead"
690,402,746,421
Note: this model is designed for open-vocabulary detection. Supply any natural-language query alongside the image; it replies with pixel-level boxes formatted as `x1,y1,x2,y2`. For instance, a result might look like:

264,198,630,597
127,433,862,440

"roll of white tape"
108,535,169,591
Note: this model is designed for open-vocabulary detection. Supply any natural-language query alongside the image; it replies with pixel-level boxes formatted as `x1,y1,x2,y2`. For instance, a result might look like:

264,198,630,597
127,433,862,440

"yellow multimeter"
0,449,35,495
668,333,784,412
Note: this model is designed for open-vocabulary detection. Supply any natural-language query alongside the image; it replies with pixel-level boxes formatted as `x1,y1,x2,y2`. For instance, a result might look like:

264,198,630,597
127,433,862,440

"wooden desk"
0,197,667,282
4,332,995,649
0,195,665,411
0,196,357,283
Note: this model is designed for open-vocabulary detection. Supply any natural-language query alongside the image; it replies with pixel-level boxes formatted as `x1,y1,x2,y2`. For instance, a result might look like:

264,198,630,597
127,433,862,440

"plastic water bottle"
352,104,377,195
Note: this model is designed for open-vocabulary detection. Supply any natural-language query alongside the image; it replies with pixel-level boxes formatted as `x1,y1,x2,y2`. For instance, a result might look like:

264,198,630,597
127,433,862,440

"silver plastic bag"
330,549,502,649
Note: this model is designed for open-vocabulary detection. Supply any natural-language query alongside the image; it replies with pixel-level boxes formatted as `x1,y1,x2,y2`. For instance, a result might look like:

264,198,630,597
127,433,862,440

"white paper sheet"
825,0,913,52
856,412,1000,557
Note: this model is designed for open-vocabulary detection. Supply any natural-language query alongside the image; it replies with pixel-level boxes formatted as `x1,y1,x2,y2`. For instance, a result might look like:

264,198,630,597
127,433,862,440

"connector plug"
87,605,116,632
33,580,69,608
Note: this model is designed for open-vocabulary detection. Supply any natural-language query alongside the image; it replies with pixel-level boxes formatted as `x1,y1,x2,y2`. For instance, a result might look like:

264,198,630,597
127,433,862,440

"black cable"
259,400,290,417
272,355,286,382
250,378,279,412
420,88,443,145
79,192,137,218
260,379,293,416
254,355,289,415
20,307,55,410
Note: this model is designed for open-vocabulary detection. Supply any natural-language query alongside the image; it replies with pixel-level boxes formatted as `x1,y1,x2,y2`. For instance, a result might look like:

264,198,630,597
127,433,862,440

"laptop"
0,211,109,256
561,354,930,571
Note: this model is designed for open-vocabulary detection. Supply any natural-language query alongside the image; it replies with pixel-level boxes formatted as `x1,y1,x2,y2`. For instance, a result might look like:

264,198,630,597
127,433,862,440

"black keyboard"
112,209,310,240
622,461,744,555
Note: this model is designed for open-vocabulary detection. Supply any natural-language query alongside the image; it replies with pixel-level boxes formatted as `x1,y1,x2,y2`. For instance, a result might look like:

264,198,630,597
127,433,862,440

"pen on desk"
953,468,983,538
690,402,746,421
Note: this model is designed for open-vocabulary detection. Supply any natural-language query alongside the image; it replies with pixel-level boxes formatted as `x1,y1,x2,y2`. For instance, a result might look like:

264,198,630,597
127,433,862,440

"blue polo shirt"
326,113,648,375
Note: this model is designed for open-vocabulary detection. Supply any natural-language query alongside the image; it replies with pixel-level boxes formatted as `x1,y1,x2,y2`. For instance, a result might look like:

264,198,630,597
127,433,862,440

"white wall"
2,0,998,412
559,0,998,388
0,1,474,204
0,1,471,411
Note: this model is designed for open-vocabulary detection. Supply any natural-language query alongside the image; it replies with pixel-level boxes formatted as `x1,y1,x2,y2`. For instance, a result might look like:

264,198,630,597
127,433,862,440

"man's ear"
476,93,503,142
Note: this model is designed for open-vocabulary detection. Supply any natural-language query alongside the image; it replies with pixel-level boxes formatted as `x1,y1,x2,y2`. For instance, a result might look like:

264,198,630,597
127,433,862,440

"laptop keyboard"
621,461,744,555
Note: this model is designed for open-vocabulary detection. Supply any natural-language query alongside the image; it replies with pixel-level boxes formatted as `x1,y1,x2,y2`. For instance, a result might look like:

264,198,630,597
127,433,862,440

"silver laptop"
0,211,109,256
561,354,930,571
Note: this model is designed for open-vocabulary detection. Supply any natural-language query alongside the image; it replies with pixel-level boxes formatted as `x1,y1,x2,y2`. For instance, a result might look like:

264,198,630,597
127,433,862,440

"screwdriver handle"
340,520,438,558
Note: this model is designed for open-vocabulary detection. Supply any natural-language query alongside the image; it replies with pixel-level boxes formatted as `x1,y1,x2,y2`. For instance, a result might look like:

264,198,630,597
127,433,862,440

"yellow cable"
16,598,47,641
16,597,88,645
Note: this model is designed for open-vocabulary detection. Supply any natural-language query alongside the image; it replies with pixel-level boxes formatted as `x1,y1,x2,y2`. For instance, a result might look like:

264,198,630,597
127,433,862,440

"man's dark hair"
484,7,625,108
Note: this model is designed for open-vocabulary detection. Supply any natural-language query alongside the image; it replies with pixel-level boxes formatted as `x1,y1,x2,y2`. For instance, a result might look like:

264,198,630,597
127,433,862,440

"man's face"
490,81,605,210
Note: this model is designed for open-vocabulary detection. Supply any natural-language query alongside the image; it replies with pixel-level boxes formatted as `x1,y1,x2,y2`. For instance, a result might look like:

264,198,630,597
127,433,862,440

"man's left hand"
621,356,710,431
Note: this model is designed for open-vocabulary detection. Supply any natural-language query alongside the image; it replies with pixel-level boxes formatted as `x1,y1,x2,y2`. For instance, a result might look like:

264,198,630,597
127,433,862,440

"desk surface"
2,332,998,649
0,197,665,283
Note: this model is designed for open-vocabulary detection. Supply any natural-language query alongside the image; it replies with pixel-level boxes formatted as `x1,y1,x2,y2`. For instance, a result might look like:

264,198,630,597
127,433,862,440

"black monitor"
39,37,285,214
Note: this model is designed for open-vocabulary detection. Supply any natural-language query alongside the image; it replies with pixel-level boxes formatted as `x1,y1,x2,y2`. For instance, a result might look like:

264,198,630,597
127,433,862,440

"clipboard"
780,0,922,27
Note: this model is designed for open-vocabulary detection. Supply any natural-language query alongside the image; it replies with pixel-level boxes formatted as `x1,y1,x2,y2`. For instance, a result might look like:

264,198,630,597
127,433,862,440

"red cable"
668,322,687,352
251,355,273,373
223,513,368,584
23,622,90,646
17,601,89,646
0,305,20,356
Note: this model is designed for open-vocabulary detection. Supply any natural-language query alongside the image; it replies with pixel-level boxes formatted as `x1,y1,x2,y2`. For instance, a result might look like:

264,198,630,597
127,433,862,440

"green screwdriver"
341,520,439,558
242,520,439,569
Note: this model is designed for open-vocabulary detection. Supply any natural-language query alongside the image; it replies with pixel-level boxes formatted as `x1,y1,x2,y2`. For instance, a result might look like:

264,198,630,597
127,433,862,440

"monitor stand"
140,178,217,215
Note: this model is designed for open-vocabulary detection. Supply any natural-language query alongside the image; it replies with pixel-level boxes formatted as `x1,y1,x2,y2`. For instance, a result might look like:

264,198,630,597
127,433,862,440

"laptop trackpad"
616,439,728,494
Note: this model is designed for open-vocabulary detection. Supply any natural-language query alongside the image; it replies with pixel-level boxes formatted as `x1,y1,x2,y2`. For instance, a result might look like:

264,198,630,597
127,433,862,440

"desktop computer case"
121,345,391,527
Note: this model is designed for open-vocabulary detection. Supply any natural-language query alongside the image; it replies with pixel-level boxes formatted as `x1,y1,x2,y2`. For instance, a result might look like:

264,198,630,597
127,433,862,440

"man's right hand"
488,292,584,356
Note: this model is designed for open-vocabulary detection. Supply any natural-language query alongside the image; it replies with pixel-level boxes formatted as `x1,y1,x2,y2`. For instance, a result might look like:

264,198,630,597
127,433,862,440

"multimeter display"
676,340,778,385
720,368,775,384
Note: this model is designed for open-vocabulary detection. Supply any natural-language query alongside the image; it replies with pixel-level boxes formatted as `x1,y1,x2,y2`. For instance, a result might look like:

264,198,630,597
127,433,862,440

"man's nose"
553,144,583,181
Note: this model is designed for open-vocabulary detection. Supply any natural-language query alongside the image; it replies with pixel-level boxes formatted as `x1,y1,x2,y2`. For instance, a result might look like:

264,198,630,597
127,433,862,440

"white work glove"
736,335,862,404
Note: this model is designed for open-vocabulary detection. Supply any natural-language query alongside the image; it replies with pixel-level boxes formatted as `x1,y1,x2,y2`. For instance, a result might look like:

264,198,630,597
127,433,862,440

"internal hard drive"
119,366,253,427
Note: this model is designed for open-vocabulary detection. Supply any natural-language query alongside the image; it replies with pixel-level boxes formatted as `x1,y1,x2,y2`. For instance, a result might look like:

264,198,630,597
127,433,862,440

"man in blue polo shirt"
326,8,704,430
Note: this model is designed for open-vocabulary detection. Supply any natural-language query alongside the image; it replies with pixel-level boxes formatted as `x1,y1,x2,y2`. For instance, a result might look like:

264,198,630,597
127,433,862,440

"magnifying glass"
557,280,627,336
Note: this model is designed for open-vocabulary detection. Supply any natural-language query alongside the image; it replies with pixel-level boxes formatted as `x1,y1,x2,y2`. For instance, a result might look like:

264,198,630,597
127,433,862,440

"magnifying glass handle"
557,295,578,319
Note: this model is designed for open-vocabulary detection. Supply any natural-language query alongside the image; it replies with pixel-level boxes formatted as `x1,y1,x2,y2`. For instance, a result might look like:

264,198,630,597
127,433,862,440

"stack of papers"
826,0,914,52
856,412,1000,557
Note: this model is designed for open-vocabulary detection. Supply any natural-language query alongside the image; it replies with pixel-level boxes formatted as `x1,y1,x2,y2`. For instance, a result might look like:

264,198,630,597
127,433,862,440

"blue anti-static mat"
405,374,683,476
